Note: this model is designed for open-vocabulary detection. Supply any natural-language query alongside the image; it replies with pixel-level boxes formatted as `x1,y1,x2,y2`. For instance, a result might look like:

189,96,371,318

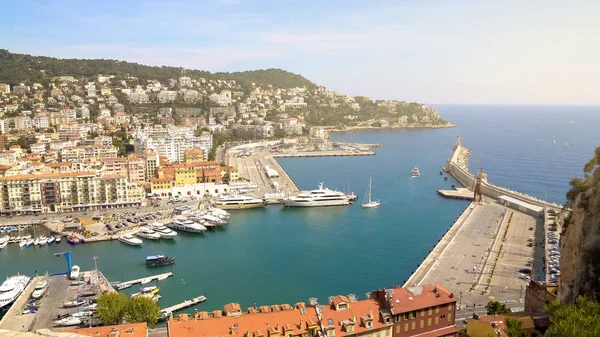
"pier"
272,150,375,158
116,272,173,290
160,295,207,315
437,188,474,200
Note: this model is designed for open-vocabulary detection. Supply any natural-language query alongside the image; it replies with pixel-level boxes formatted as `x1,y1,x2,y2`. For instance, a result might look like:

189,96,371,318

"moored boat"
0,274,31,309
283,182,349,207
135,227,161,240
0,237,7,249
149,223,177,239
411,167,420,178
47,236,55,245
26,239,34,247
55,236,62,243
146,255,176,267
38,236,48,246
167,219,207,233
31,280,49,299
67,235,82,245
119,234,143,246
54,316,82,326
19,240,27,248
140,285,159,293
62,299,86,308
214,195,266,210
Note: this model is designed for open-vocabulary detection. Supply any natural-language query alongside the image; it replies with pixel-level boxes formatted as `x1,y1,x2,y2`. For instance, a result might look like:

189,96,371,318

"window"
395,326,400,334
347,326,354,333
448,314,452,322
428,307,432,315
366,321,372,328
328,319,334,325
386,329,390,336
427,318,432,327
395,315,400,322
411,322,416,330
338,304,347,310
421,310,425,317
435,306,439,313
448,303,453,310
435,317,439,325
440,315,446,320
327,330,334,337
404,324,408,332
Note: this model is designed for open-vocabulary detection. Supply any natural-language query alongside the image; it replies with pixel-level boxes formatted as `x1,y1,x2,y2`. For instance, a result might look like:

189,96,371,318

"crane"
54,251,73,276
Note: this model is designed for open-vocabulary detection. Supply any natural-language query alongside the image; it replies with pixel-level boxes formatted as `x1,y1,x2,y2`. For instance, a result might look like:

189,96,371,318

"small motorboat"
47,236,55,245
444,176,448,181
19,240,27,248
119,234,143,246
55,236,62,243
70,281,84,286
0,237,8,249
22,306,38,314
135,227,161,240
67,235,82,245
71,310,94,318
70,265,80,280
140,285,159,294
117,283,132,290
33,238,40,246
32,281,49,299
26,239,34,247
63,299,86,308
140,278,152,285
38,236,48,246
146,255,176,267
54,316,82,326
411,167,420,178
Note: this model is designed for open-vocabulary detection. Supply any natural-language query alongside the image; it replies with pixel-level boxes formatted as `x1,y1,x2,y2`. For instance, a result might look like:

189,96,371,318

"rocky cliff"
559,175,600,303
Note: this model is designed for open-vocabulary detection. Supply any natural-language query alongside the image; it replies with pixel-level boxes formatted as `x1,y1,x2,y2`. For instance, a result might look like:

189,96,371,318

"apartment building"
0,172,143,214
59,145,118,162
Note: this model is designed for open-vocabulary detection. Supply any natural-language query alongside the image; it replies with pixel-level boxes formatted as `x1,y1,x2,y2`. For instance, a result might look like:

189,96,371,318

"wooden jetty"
115,272,173,290
160,295,207,315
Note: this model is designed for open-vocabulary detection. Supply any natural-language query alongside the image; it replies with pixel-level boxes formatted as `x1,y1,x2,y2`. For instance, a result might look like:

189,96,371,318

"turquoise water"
1,105,599,318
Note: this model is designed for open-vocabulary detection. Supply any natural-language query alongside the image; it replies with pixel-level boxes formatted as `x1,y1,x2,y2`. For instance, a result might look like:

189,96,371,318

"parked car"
519,268,532,274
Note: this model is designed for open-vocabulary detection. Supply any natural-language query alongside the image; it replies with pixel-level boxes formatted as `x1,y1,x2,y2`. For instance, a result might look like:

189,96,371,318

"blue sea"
1,105,598,318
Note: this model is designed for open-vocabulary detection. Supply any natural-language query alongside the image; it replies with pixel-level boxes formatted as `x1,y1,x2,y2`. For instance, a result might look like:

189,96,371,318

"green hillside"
0,49,316,89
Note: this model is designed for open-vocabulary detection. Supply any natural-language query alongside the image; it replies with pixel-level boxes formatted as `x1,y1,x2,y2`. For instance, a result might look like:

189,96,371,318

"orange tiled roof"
62,323,147,337
390,284,457,315
331,295,350,306
168,307,319,337
224,302,241,312
320,298,389,337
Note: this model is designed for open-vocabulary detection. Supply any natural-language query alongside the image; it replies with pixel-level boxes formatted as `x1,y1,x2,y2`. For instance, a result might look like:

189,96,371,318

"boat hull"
282,199,349,207
215,202,266,210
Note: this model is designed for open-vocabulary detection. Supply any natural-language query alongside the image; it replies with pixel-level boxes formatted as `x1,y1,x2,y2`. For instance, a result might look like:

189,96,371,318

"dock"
437,188,474,200
160,295,207,315
116,272,173,290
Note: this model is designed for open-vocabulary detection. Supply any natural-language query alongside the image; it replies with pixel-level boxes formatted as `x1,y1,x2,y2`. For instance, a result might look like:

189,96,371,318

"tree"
485,301,512,315
123,296,160,325
505,317,526,337
96,293,128,325
546,297,600,337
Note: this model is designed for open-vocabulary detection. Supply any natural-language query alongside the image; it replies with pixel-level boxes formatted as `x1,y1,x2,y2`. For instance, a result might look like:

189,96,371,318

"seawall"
447,144,563,210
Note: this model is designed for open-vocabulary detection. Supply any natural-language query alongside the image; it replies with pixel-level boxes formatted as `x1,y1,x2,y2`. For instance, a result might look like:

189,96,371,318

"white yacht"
195,212,228,225
282,182,349,207
149,223,178,239
69,265,80,280
38,236,48,246
0,236,8,249
135,227,161,240
47,236,55,245
167,219,207,233
0,274,31,309
215,195,266,210
31,280,49,299
19,239,27,248
119,234,143,246
208,207,231,220
411,167,420,178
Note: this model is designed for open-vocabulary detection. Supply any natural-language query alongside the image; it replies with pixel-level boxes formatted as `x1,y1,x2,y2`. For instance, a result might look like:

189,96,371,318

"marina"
159,295,207,319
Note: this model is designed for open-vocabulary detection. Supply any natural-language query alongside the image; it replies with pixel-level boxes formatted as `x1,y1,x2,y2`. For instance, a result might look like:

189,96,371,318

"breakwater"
447,142,563,210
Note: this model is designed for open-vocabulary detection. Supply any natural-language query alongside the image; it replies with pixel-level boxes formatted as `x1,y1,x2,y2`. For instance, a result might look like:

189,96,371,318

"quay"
272,150,374,158
406,137,560,313
160,295,207,316
116,272,173,290
0,269,115,332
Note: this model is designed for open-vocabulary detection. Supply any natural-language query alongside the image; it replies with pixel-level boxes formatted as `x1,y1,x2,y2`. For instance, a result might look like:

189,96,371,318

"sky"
1,0,599,105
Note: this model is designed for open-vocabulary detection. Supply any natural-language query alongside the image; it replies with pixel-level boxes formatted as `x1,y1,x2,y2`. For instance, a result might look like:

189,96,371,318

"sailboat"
361,177,380,208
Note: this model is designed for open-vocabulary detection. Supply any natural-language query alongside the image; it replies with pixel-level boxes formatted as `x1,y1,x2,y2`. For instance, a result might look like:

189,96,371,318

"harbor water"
1,105,599,318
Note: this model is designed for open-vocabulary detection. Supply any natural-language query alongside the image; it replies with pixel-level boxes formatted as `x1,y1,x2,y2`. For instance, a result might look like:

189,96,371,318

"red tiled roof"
390,284,457,314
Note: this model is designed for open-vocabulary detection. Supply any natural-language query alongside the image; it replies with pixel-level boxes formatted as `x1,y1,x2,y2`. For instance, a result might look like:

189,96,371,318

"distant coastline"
324,123,456,133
